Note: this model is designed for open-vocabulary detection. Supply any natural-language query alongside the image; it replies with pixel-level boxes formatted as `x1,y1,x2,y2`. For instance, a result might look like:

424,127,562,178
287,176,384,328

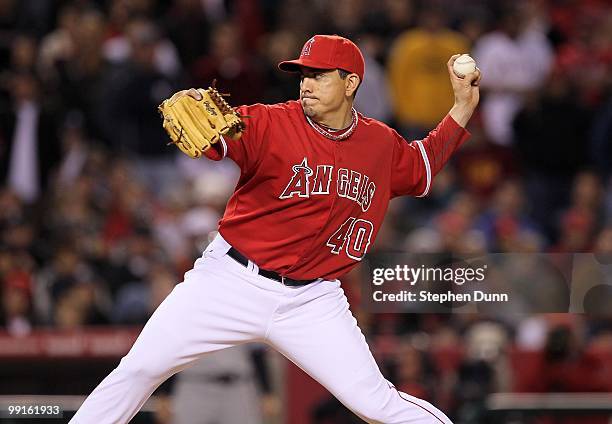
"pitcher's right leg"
267,279,453,424
70,253,277,424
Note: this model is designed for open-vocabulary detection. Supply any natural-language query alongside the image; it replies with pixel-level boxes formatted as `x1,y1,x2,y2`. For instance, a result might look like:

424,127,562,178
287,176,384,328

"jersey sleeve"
390,114,471,198
203,103,270,175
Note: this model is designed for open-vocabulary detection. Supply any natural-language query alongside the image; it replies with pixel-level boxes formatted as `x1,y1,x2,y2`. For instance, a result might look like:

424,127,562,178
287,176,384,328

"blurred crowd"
0,0,611,422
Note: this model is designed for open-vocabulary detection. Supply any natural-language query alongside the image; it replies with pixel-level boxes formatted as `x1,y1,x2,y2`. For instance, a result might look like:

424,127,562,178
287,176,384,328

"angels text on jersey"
279,157,376,213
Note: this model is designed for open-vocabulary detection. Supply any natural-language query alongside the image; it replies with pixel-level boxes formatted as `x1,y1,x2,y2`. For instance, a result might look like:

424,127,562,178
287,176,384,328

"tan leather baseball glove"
158,86,245,158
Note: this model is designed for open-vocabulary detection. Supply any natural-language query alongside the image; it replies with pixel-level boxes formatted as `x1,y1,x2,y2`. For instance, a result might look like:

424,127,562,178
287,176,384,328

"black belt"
227,247,317,287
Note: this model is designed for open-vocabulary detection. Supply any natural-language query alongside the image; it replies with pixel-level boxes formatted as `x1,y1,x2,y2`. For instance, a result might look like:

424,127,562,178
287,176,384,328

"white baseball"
452,54,476,78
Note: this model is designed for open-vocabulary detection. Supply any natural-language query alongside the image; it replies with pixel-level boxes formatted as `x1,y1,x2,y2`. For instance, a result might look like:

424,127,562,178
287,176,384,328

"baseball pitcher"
71,35,481,423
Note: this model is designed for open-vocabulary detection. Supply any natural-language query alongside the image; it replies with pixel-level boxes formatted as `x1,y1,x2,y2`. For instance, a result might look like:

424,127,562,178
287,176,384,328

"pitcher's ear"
346,74,360,97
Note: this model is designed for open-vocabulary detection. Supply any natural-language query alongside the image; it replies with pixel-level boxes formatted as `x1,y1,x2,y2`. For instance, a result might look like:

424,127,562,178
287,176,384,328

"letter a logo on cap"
301,37,315,57
278,34,365,81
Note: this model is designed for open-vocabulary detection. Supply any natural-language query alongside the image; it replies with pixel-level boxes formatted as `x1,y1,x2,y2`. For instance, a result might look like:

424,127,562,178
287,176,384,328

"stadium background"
0,0,611,423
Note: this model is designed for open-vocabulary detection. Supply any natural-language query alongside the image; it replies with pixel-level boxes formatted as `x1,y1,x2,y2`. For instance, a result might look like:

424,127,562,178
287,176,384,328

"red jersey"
204,101,470,280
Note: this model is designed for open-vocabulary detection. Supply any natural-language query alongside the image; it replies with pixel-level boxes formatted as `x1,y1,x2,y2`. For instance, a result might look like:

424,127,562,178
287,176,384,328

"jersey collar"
305,108,358,141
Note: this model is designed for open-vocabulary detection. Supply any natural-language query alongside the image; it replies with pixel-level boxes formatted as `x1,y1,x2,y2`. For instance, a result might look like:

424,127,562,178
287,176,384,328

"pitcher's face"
299,67,347,121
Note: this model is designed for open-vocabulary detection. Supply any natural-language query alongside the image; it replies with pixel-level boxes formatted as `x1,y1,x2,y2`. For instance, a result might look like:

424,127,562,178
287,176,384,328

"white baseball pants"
70,234,452,424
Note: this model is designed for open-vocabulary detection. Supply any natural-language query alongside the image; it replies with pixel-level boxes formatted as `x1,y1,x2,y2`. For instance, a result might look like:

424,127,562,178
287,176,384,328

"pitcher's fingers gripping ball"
451,54,476,78
450,54,481,87
158,86,245,158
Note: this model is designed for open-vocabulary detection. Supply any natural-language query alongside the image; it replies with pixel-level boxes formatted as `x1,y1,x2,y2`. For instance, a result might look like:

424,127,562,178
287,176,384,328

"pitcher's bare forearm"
449,102,475,128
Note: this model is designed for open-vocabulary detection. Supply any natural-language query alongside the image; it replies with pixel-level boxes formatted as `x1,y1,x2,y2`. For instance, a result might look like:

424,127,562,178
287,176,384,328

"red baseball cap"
278,35,365,81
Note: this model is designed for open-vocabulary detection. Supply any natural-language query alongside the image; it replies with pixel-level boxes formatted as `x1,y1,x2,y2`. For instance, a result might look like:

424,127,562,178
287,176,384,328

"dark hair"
337,69,360,98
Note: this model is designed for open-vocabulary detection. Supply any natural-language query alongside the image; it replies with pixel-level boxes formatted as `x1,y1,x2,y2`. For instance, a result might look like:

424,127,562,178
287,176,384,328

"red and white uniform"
206,101,469,279
71,35,467,424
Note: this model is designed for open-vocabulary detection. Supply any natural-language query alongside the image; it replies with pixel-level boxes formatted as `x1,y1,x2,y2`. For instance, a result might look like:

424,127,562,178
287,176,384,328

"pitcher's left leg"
267,280,452,424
